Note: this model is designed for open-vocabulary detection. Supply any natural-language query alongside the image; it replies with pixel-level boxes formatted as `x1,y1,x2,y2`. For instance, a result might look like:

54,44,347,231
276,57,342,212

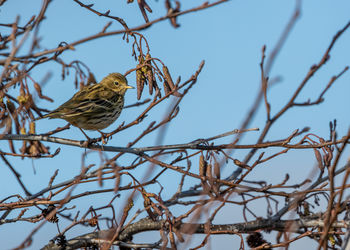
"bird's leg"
78,128,96,146
97,130,111,144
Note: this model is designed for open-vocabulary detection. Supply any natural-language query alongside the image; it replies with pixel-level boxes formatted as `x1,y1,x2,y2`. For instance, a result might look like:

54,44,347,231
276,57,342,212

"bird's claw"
80,138,98,147
99,132,112,145
190,138,208,146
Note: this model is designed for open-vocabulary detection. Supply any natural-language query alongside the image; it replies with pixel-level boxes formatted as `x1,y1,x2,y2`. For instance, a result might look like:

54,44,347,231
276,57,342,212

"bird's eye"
114,81,119,86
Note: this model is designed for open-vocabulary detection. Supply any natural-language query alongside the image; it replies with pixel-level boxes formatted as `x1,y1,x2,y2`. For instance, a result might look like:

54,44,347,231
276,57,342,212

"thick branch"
0,133,348,155
41,216,347,249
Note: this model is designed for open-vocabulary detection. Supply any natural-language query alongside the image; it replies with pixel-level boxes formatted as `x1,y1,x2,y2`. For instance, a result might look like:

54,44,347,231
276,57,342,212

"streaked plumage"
36,73,133,130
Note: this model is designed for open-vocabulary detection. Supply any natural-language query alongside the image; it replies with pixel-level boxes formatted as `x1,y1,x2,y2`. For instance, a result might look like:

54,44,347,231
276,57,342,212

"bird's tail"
34,115,45,121
34,113,54,121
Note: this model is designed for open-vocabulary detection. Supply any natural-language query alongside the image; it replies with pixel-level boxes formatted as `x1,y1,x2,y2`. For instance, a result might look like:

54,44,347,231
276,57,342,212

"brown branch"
0,155,31,196
41,216,348,250
1,131,348,154
72,0,129,30
0,0,229,64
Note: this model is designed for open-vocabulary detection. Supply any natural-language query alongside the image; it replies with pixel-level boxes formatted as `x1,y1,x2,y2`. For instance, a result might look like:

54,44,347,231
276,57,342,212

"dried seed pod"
38,141,50,154
136,70,144,100
214,162,221,180
6,100,16,113
20,127,26,135
137,55,147,94
206,163,212,179
199,155,211,194
162,66,181,97
17,95,27,105
206,163,215,189
145,54,152,67
29,121,35,134
313,149,324,171
199,154,207,177
147,68,154,95
138,54,145,64
21,94,34,111
145,54,156,95
163,79,171,95
29,143,40,156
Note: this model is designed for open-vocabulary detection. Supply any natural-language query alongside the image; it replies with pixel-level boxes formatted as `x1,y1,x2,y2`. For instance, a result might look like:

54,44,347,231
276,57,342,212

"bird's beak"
126,85,135,89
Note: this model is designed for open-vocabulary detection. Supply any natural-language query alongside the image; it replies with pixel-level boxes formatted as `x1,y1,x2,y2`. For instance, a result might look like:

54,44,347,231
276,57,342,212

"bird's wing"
57,89,120,118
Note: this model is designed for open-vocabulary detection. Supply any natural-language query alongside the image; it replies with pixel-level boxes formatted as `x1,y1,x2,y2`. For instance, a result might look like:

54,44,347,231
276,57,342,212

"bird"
35,72,134,142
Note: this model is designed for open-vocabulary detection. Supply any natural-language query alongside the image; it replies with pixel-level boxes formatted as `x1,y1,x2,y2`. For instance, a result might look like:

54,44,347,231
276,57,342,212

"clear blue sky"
1,0,350,249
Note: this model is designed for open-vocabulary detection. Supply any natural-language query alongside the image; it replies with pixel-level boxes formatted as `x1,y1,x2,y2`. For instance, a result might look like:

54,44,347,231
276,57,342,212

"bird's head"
101,73,134,94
